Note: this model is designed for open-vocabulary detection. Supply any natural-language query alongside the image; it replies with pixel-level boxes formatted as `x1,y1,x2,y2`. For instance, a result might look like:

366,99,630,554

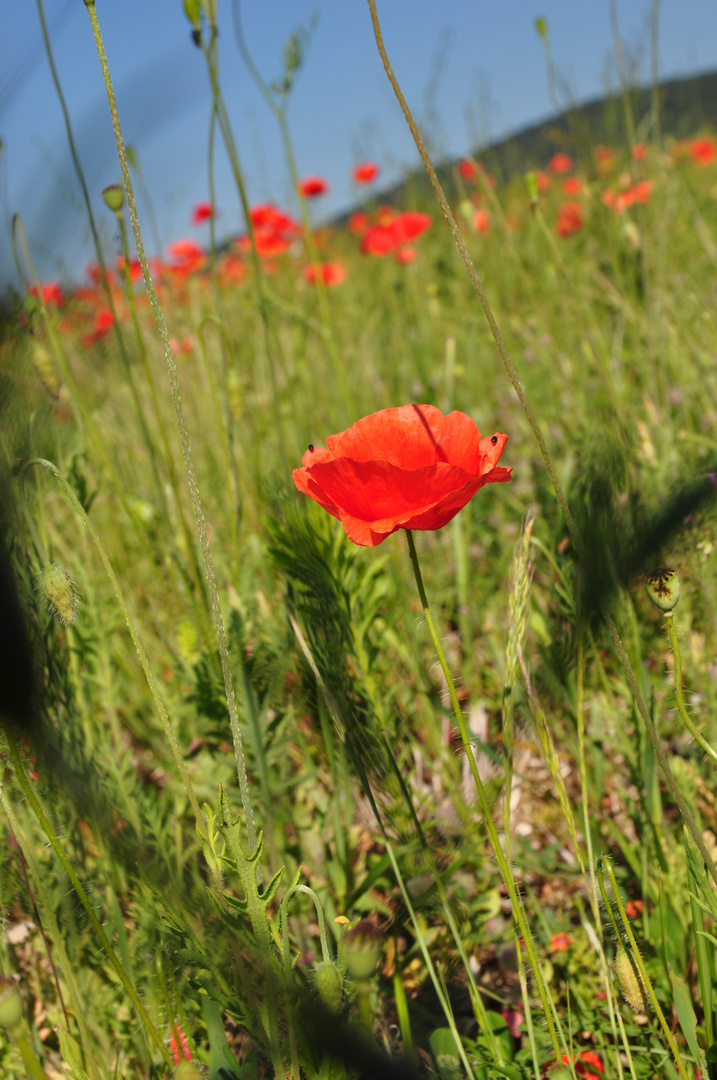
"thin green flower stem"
600,607,717,886
18,458,204,834
365,0,717,896
35,0,166,462
279,884,332,978
2,727,173,1069
232,2,351,411
597,859,690,1080
516,942,542,1080
117,212,211,622
8,1025,48,1080
404,529,562,1061
608,0,637,153
664,613,717,764
365,0,579,551
201,27,288,465
12,214,172,590
84,0,257,857
288,611,477,1080
0,786,103,1080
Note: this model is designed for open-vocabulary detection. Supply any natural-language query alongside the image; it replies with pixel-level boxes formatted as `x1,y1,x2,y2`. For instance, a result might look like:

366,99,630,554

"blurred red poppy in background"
29,282,65,307
562,177,582,195
166,238,206,276
361,211,432,256
303,262,346,287
473,208,490,233
549,152,573,174
556,200,583,236
299,175,329,197
689,137,716,166
237,204,300,258
458,160,478,180
191,201,215,224
352,162,379,183
293,403,511,547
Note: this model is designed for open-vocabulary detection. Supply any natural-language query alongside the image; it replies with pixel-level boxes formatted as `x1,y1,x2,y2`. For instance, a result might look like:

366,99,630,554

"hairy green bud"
38,564,78,626
314,961,344,1011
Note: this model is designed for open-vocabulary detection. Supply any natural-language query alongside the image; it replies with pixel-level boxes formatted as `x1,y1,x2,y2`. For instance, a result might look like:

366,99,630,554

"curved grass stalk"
84,0,257,856
364,0,717,895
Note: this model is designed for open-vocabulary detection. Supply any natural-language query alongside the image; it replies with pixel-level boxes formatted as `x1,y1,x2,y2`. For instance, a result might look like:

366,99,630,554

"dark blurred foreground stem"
366,0,717,892
405,528,563,1062
83,0,258,858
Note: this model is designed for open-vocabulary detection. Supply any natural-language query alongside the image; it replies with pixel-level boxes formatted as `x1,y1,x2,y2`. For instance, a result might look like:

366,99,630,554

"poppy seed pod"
645,567,681,613
102,185,124,214
341,921,382,981
0,978,23,1031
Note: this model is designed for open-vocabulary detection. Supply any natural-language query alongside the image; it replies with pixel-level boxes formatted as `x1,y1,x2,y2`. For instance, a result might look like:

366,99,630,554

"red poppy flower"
303,262,346,286
347,211,370,235
632,143,647,161
353,162,379,183
689,137,716,167
535,170,551,192
29,281,65,307
116,256,143,282
473,208,490,233
395,245,418,264
299,175,329,197
217,253,245,284
458,160,478,180
545,1052,603,1080
549,932,573,953
292,403,512,547
562,177,582,195
549,152,573,175
361,211,432,256
191,200,215,224
166,238,206,276
82,308,115,346
556,200,583,236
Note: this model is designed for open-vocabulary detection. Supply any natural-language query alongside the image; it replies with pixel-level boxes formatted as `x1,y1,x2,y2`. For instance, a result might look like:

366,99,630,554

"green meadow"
3,5,717,1079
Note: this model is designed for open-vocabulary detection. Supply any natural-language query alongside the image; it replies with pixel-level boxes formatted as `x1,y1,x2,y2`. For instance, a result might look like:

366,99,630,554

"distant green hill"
360,69,717,212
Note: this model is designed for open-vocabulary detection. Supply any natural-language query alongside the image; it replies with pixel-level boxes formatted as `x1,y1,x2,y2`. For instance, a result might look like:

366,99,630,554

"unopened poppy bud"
342,921,382,981
615,945,649,1014
102,185,124,213
525,171,539,207
314,961,344,1011
174,1064,203,1080
645,567,681,613
38,564,78,626
0,978,23,1031
183,0,201,28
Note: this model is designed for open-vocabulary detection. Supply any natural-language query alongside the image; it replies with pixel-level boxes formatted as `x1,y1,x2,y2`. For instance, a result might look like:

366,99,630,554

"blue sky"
2,0,717,285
